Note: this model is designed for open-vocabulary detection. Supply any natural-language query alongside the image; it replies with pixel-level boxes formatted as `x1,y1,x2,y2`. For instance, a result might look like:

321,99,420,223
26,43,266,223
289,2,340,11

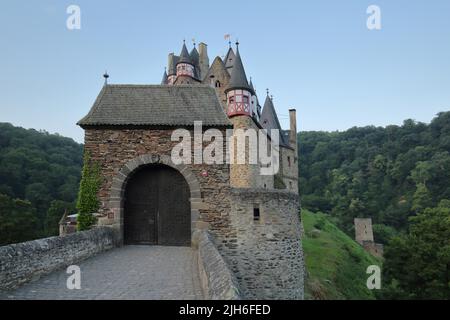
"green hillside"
0,123,83,245
302,210,381,300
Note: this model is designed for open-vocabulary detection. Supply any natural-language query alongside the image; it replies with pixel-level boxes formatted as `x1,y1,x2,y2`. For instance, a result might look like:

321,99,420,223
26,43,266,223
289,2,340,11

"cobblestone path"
0,246,203,300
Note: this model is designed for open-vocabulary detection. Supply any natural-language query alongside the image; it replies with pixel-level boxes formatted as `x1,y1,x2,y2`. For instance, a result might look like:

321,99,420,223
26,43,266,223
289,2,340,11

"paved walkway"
0,246,203,300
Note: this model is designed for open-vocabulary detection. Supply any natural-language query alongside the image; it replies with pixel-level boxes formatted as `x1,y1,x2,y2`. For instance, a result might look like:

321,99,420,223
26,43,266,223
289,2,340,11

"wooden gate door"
124,164,191,246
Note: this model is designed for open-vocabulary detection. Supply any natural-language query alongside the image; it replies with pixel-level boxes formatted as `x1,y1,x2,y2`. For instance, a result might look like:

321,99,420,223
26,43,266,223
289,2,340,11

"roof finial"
266,88,269,96
103,71,109,85
229,40,232,48
192,38,196,47
235,40,240,49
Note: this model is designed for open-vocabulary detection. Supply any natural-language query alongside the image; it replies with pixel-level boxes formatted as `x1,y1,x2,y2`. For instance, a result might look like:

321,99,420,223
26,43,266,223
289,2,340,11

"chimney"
289,109,298,153
198,42,209,80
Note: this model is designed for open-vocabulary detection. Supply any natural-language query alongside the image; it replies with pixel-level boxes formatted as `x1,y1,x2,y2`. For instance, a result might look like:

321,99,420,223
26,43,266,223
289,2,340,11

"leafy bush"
76,152,101,231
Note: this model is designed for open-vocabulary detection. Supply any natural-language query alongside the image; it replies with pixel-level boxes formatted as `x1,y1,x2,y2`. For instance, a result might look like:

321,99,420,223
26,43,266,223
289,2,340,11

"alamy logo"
366,265,381,290
66,5,81,30
66,265,81,290
171,121,280,175
367,5,382,30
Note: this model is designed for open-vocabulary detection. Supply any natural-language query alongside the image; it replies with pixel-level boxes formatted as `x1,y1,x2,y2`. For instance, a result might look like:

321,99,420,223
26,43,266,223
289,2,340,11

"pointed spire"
249,77,255,92
260,94,289,146
178,40,192,64
161,68,168,85
190,46,200,79
226,42,253,93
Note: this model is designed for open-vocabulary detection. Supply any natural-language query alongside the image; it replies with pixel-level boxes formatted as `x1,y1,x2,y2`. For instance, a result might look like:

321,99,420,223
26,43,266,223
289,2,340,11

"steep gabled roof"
226,45,253,94
77,85,232,127
260,95,290,147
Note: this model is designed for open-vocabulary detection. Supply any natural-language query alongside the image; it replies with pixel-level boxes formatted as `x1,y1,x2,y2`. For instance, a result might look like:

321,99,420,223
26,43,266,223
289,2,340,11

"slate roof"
161,69,168,84
178,42,192,64
224,47,235,72
260,95,290,147
77,85,232,127
190,47,200,79
227,46,253,94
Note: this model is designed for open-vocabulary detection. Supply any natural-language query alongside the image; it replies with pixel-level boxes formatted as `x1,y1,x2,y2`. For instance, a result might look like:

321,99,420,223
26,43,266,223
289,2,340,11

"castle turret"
249,78,259,120
167,53,178,85
161,68,168,85
190,43,200,80
289,109,298,154
176,41,195,79
198,42,209,81
224,42,254,117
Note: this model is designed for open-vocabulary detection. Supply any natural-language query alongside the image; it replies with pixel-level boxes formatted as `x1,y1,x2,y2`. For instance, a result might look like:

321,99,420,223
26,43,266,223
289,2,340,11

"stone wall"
362,241,384,259
0,227,118,290
84,127,232,241
354,218,375,245
280,146,298,192
193,230,241,300
215,188,304,299
229,116,274,190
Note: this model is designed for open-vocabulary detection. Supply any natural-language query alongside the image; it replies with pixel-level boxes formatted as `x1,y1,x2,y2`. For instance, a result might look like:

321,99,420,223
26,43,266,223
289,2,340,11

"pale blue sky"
0,0,449,143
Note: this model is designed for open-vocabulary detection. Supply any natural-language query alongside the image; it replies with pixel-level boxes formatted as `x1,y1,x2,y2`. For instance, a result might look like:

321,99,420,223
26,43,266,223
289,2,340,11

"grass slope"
302,210,381,300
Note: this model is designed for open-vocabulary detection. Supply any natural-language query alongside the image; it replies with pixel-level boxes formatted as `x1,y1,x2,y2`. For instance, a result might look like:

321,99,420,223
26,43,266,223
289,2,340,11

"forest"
0,123,82,244
299,111,450,299
0,111,449,299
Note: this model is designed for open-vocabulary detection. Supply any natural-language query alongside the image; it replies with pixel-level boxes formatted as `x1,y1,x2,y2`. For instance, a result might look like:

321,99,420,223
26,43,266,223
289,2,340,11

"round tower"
224,42,255,117
176,41,195,79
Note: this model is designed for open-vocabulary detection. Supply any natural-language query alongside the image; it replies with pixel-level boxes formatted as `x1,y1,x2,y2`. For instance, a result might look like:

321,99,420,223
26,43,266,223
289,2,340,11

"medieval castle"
77,41,305,299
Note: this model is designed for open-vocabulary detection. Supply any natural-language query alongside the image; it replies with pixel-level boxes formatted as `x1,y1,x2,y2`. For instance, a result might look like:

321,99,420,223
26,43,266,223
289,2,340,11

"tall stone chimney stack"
289,109,298,154
198,42,209,81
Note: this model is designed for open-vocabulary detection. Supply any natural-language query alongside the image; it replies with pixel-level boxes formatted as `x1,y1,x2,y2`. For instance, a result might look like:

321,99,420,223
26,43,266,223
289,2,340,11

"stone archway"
107,154,202,245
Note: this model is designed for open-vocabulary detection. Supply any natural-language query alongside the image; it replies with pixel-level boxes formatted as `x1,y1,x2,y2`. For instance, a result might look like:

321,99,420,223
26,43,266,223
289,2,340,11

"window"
229,96,235,104
215,81,221,88
243,95,249,104
288,156,291,167
253,207,260,221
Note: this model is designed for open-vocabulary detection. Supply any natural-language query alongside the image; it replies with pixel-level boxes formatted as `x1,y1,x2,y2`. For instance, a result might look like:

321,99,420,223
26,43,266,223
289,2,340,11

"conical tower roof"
226,43,253,94
260,94,289,147
178,41,192,65
190,46,200,79
161,69,168,84
224,47,235,71
249,78,255,92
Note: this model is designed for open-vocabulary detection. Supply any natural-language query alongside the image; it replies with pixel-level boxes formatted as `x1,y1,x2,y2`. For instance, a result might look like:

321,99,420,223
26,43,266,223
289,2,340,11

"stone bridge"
0,228,240,300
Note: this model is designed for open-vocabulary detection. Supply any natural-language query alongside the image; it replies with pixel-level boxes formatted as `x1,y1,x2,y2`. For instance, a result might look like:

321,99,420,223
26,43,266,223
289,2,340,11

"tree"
45,200,76,236
411,183,433,213
76,152,100,231
0,194,38,245
382,200,450,299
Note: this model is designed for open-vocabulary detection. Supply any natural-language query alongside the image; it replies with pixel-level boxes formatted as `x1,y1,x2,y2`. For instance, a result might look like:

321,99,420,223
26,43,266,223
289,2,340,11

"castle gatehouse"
77,41,305,299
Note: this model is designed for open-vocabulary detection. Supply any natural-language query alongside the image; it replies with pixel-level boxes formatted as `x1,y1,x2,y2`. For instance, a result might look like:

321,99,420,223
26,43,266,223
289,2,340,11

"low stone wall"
193,230,241,300
217,188,305,300
0,227,119,290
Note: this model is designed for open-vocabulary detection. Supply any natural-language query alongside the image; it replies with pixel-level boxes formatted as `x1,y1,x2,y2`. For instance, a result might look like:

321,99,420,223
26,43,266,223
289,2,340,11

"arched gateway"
106,154,203,247
124,164,191,246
